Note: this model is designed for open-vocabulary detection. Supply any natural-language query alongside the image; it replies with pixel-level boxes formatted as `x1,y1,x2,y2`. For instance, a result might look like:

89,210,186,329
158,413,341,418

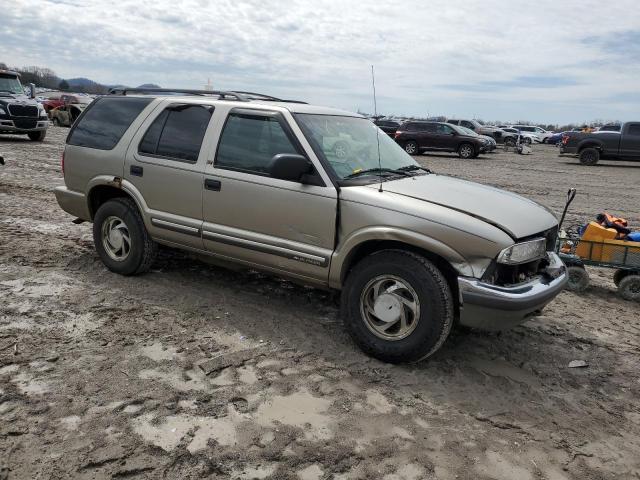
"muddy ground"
1,128,639,480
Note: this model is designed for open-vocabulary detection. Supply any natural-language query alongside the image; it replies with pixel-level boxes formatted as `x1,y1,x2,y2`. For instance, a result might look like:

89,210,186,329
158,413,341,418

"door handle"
130,165,143,177
205,178,221,191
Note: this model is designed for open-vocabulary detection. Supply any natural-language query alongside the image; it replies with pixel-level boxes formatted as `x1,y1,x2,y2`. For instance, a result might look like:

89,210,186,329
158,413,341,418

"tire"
404,141,418,155
458,143,474,159
505,138,516,147
618,275,640,302
333,141,350,159
613,269,631,287
579,148,599,166
566,265,589,292
341,250,454,363
523,137,532,145
28,130,46,142
52,118,60,127
93,197,157,276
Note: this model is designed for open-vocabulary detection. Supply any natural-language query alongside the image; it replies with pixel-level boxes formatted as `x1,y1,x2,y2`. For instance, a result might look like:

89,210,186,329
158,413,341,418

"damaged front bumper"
457,252,567,330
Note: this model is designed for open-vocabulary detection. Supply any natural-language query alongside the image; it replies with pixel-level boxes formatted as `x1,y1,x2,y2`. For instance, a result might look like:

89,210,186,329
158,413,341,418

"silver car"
55,89,567,363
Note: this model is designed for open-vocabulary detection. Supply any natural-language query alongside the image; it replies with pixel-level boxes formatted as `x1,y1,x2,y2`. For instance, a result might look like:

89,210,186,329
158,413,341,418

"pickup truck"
560,122,640,165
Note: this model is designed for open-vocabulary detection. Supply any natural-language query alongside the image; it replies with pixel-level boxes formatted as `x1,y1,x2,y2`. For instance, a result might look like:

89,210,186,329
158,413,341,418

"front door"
620,123,640,158
202,107,337,284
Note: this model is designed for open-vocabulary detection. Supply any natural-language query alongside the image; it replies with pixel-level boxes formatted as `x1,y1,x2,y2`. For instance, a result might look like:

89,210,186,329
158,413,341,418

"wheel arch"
86,176,147,220
577,140,604,152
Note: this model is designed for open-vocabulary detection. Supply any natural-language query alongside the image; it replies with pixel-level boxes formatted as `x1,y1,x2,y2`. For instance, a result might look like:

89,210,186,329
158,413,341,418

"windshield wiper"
397,165,433,174
343,168,412,180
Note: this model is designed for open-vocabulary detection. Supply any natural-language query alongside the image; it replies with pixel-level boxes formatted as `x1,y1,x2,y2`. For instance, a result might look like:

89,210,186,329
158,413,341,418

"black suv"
374,119,401,137
0,69,49,141
394,121,488,158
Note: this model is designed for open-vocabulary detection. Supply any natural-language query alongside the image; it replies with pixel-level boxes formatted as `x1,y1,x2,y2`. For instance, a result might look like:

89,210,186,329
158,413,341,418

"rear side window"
68,97,152,150
139,104,213,162
215,112,300,175
627,124,640,136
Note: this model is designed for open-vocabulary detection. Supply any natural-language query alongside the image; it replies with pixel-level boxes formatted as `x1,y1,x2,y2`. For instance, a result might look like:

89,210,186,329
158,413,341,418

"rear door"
124,100,216,249
201,106,337,284
620,123,640,158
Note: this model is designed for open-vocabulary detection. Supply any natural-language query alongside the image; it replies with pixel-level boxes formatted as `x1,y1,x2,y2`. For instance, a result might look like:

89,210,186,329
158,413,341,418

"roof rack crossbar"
108,87,250,101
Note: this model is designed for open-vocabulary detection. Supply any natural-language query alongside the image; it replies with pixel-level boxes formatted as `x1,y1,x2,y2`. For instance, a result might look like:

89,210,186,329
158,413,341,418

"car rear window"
627,124,640,136
139,104,213,162
67,97,153,150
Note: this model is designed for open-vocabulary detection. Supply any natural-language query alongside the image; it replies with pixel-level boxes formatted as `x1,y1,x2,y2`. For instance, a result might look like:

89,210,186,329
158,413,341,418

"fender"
86,175,151,227
577,138,605,152
328,226,476,289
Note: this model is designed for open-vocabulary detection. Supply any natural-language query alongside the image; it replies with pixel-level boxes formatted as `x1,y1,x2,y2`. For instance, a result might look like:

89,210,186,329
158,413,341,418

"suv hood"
376,174,557,239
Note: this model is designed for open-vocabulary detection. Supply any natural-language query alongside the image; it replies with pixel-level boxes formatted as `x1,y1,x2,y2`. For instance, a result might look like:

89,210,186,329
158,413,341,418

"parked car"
511,125,553,143
446,119,506,142
500,127,538,145
457,126,497,152
546,131,568,145
43,93,92,112
0,69,49,141
55,89,567,363
49,103,88,127
596,124,622,132
560,122,640,165
394,121,488,158
374,119,402,137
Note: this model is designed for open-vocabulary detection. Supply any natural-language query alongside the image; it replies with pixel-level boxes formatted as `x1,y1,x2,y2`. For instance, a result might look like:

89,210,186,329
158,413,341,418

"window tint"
138,104,213,162
68,97,152,150
216,113,300,175
436,124,454,134
627,124,640,136
448,120,459,125
461,121,474,129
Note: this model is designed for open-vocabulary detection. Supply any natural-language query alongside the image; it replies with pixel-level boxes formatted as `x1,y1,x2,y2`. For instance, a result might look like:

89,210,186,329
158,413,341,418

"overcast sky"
3,0,640,124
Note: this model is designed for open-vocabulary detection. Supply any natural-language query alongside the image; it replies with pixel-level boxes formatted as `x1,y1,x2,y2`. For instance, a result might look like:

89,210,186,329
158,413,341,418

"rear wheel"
404,141,418,155
618,275,640,302
28,131,46,141
523,137,532,145
566,265,589,292
504,138,516,148
93,197,157,275
458,143,475,159
341,250,453,363
52,117,60,126
579,148,599,166
613,269,631,287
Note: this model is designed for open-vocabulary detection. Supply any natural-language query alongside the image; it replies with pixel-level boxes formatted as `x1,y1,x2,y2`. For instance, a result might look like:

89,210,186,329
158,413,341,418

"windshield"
295,114,419,180
0,75,24,95
457,126,478,136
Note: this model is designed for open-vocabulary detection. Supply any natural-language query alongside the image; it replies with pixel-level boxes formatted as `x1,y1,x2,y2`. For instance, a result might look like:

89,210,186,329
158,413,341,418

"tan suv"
55,89,567,363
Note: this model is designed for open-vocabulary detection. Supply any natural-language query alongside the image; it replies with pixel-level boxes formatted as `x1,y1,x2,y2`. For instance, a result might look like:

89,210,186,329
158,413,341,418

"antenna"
371,65,383,193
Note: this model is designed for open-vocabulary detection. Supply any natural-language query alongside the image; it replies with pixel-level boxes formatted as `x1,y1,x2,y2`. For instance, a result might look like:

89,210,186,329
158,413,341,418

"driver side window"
216,112,300,176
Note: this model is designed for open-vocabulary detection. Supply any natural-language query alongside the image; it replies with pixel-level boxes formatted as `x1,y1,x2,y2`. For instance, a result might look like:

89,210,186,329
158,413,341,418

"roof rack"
108,87,307,104
108,88,250,102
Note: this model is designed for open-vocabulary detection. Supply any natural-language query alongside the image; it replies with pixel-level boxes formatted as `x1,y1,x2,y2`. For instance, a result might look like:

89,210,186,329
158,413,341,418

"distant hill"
137,83,161,89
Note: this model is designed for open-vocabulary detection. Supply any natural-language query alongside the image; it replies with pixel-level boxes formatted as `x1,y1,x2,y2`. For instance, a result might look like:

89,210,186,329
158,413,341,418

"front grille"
13,118,38,129
8,105,38,118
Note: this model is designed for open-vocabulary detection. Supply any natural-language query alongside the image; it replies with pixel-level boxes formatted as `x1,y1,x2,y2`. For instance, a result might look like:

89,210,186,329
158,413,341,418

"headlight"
497,238,546,264
38,104,47,115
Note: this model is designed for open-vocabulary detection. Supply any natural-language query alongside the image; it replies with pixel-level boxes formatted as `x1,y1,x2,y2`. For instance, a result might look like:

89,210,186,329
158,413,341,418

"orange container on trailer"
575,222,618,260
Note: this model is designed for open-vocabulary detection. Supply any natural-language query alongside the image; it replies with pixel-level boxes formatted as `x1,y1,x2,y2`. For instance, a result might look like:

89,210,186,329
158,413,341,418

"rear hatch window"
67,97,153,150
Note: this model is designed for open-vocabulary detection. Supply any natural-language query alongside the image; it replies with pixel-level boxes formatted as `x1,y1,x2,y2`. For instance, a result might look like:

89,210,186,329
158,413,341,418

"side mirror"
269,154,312,182
29,83,36,99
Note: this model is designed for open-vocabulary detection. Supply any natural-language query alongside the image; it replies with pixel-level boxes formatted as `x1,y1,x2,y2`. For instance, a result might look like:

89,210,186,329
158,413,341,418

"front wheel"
458,143,475,159
341,250,454,363
93,197,157,275
28,130,46,141
566,265,589,292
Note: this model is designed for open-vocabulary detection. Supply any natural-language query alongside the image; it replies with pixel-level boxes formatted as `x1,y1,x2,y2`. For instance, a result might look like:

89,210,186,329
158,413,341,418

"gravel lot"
1,128,639,479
